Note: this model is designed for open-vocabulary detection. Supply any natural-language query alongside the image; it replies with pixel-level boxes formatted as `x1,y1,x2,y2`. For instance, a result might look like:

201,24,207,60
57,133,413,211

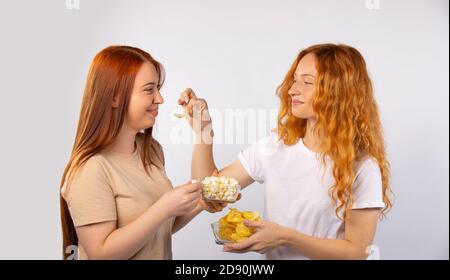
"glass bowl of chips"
211,208,261,244
197,176,241,203
211,222,232,245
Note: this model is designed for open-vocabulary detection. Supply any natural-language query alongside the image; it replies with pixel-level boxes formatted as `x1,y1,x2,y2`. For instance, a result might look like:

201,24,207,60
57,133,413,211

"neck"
303,118,322,152
109,125,138,154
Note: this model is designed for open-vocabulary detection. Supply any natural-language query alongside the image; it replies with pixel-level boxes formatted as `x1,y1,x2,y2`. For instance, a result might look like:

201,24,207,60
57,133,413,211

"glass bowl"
195,177,241,203
210,222,233,245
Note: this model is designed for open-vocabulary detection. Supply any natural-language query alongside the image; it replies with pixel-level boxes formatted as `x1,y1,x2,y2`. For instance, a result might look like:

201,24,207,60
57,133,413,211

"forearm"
172,204,203,234
281,228,368,260
191,132,216,179
95,201,169,259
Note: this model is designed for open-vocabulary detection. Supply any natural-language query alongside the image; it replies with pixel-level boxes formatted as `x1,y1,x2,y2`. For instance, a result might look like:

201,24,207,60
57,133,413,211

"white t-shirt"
238,132,385,260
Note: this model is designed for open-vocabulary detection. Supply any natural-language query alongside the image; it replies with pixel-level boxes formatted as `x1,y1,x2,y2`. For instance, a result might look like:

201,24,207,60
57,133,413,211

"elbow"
85,249,128,260
344,246,369,260
87,253,127,260
85,251,109,260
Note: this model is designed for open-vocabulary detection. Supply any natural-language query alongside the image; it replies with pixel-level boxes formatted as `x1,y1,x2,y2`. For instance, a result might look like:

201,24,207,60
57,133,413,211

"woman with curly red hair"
180,43,393,259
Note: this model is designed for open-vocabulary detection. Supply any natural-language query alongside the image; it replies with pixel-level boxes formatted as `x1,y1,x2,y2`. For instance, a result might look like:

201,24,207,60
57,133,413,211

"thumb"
244,219,262,228
185,88,197,99
236,193,242,201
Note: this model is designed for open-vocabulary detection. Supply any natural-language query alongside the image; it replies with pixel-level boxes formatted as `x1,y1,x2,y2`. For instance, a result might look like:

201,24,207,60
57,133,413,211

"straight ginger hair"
276,43,392,220
59,46,165,259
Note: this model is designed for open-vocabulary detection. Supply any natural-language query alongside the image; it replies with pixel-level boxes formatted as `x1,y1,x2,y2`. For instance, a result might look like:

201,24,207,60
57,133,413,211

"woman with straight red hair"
60,46,227,260
180,43,393,259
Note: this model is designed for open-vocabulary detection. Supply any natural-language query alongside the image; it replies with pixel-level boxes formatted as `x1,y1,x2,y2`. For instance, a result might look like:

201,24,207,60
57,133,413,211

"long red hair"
277,43,393,219
59,46,165,259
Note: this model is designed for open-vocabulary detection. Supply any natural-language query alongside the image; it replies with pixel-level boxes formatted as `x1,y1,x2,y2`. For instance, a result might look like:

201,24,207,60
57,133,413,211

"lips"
146,107,158,117
291,100,304,105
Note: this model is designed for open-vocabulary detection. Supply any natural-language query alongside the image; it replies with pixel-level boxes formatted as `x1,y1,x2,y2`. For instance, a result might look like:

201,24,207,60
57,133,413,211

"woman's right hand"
178,88,212,135
158,182,202,218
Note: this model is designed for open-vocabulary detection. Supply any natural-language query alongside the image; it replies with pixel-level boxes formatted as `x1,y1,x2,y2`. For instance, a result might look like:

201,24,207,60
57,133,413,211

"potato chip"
218,227,234,240
235,222,252,237
242,211,261,221
231,233,247,242
216,208,261,243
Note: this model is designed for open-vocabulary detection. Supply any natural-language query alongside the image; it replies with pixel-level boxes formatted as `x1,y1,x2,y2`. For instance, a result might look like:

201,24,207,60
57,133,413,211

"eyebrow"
141,82,157,88
294,74,316,78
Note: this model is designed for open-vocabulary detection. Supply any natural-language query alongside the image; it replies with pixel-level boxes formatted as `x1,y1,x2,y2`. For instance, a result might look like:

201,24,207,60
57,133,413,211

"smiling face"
124,62,164,131
288,52,317,120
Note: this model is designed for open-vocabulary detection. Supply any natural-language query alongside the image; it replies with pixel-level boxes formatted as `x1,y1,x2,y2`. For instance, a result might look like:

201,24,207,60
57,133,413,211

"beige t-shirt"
61,140,175,260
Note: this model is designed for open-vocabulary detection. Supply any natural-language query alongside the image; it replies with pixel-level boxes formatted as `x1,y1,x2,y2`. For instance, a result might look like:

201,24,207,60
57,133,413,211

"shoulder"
352,156,382,187
72,155,108,177
136,133,165,167
255,129,282,147
240,129,283,160
355,156,380,175
61,155,110,199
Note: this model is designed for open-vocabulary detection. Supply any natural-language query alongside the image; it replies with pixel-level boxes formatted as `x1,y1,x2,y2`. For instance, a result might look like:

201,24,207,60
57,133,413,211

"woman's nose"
288,86,300,96
154,90,164,104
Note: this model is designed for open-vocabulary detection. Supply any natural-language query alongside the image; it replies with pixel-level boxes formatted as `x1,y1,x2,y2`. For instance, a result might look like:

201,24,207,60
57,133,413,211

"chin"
291,110,307,119
141,120,155,129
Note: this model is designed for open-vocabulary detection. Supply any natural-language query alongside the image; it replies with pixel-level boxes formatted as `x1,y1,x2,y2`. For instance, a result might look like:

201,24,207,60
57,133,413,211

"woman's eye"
304,82,313,85
144,88,154,94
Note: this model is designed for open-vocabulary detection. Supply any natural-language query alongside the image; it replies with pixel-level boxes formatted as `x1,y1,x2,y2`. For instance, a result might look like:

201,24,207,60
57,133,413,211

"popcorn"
201,176,240,202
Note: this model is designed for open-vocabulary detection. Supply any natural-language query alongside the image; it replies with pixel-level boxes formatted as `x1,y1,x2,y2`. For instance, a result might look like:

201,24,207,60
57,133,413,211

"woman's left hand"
198,193,241,213
196,169,241,213
223,220,287,254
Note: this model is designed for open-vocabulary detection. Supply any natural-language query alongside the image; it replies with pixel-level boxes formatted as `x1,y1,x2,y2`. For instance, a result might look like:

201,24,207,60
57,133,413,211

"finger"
243,220,263,229
222,247,249,254
183,182,202,193
211,169,219,177
223,245,260,254
233,193,242,202
187,190,202,201
184,88,197,100
192,99,207,115
178,88,196,110
190,195,201,206
214,203,226,212
180,89,197,109
223,238,254,251
186,99,194,116
177,96,186,106
186,199,200,212
178,91,190,106
209,201,221,208
217,202,228,209
204,201,219,211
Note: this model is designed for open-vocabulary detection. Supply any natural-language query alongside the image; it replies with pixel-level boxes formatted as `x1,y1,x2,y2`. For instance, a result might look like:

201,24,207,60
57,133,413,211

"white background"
0,0,448,259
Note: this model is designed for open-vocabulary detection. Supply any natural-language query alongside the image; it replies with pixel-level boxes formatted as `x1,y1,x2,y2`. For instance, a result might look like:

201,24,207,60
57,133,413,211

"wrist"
194,128,214,144
153,199,172,220
278,226,296,246
193,202,204,214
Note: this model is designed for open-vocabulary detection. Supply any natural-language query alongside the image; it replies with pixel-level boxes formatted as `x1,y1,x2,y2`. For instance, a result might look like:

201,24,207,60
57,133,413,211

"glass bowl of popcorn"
198,176,241,203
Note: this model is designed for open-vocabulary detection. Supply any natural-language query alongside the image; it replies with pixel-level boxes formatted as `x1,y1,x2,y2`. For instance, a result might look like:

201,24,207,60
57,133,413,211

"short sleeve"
62,158,117,227
238,135,275,184
351,158,386,209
